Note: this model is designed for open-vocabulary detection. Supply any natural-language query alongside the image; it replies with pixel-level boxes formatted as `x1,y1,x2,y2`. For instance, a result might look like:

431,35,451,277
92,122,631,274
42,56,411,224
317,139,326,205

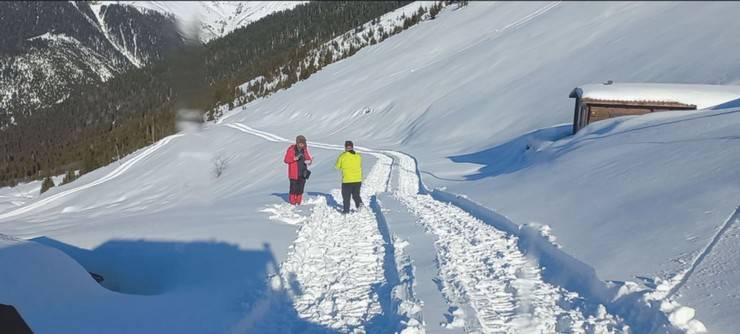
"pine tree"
40,175,54,194
61,169,76,185
430,3,442,19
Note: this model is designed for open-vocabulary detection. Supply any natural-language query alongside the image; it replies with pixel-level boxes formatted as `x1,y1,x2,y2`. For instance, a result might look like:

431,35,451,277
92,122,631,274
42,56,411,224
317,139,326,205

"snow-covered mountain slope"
0,1,183,127
119,1,307,42
230,1,444,116
0,1,301,128
2,1,740,333
0,174,65,213
222,1,740,154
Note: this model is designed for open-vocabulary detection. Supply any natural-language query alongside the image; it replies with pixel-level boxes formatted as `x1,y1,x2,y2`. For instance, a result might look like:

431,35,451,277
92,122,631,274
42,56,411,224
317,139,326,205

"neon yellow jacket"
335,151,363,183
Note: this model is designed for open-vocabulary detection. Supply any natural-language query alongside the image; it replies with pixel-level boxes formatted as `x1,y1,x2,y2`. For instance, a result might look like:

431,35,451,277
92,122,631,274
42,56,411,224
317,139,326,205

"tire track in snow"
0,134,183,221
499,1,561,33
452,1,562,62
387,151,625,333
226,123,288,142
383,228,426,333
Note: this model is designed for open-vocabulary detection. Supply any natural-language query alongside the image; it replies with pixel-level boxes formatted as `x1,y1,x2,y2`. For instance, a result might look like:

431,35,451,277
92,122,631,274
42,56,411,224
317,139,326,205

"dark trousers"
341,182,363,213
289,178,306,195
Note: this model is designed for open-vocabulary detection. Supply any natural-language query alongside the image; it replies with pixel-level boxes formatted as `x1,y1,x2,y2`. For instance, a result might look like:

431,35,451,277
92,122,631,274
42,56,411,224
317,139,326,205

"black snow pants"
289,178,306,195
341,182,363,213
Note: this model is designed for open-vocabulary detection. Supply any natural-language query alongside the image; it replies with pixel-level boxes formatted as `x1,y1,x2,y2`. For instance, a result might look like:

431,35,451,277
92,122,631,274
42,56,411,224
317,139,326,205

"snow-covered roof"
570,83,740,109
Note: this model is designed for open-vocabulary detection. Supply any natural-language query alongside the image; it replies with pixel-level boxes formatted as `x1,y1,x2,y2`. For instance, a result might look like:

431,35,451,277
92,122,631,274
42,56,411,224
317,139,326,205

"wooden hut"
569,82,740,134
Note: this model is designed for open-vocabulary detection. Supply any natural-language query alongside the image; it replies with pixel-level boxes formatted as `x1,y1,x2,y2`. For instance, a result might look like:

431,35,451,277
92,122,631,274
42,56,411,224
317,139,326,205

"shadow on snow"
448,124,571,180
33,237,339,333
271,192,341,208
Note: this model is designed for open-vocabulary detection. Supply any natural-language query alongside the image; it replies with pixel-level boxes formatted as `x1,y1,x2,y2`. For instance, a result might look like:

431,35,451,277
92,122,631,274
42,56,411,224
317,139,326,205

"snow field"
5,1,740,332
238,118,632,333
0,134,184,221
0,115,718,333
672,208,740,334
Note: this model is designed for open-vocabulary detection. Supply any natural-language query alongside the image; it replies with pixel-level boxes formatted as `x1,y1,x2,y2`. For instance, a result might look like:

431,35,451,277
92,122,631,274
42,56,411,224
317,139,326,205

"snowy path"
274,195,386,332
377,192,460,334
271,154,393,332
227,123,422,332
386,151,625,333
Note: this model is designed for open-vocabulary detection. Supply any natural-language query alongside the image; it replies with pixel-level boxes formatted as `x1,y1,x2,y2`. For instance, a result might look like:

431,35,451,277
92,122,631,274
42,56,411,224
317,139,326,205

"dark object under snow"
0,304,33,334
89,271,104,283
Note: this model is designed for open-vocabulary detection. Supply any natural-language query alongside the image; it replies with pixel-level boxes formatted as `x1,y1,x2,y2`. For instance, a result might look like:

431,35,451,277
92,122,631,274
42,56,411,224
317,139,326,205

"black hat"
296,135,307,144
344,140,354,147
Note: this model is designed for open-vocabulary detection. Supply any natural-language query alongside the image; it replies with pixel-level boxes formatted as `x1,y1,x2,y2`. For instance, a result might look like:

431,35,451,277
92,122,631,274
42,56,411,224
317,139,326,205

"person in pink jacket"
283,135,313,205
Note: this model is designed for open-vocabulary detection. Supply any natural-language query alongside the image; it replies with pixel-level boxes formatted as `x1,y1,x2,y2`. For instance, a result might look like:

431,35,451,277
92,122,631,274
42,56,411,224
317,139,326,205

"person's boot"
296,194,303,205
289,194,296,205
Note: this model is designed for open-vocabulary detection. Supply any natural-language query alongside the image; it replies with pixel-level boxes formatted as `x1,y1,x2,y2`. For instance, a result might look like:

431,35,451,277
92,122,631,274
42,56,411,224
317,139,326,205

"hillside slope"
0,1,303,129
223,2,740,154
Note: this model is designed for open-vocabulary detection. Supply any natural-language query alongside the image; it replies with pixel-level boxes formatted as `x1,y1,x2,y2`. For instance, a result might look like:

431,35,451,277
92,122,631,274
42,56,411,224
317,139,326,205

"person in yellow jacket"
335,140,363,214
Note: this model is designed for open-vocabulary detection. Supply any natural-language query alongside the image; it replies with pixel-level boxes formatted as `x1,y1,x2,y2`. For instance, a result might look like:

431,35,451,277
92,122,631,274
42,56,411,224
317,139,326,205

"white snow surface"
574,83,740,109
2,1,740,333
0,174,66,213
115,1,307,42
